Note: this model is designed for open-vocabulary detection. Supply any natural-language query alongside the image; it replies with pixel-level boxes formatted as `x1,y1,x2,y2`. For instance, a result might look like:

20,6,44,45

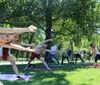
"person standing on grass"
75,50,84,63
61,50,71,64
46,43,61,65
89,42,100,67
25,39,53,70
0,38,35,79
0,25,38,79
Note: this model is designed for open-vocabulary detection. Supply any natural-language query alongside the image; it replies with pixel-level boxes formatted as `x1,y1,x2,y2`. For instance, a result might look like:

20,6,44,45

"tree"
0,0,100,60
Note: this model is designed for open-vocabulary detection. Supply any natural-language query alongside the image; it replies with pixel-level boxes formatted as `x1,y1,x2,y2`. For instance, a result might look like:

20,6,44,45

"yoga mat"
25,68,58,71
85,64,100,68
0,73,33,81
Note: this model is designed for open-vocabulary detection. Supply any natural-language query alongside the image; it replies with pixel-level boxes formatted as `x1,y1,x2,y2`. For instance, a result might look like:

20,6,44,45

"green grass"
0,62,100,85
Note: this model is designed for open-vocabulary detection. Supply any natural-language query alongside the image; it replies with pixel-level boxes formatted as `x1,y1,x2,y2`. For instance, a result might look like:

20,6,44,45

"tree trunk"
70,40,74,62
45,0,53,61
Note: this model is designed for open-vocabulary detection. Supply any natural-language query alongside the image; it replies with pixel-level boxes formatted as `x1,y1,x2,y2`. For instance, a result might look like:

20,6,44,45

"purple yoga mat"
25,68,58,71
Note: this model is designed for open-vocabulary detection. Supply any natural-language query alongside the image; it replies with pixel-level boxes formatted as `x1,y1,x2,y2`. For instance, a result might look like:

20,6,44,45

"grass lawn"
0,62,100,85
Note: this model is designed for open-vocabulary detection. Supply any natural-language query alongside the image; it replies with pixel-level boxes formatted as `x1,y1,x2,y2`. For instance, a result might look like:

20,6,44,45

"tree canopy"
0,0,100,58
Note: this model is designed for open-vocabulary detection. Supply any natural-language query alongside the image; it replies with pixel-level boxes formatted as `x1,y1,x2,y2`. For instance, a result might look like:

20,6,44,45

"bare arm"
22,42,36,47
12,41,22,45
57,50,63,52
12,41,35,47
89,48,93,51
89,47,97,54
0,25,37,33
44,49,51,52
0,43,34,52
45,49,64,53
40,39,53,44
55,42,62,46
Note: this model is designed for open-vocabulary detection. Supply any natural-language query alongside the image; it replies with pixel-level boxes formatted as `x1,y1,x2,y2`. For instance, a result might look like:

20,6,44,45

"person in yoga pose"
25,39,53,70
89,41,100,67
0,47,22,79
46,43,61,65
75,50,85,63
0,27,37,79
0,34,35,79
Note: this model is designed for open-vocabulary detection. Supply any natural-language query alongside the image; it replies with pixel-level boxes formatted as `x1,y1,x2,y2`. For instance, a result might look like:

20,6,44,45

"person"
61,50,71,64
75,50,84,63
0,46,34,79
0,34,35,79
0,33,35,52
0,25,37,33
88,51,94,62
0,47,22,79
89,42,100,67
46,44,60,65
0,36,35,79
25,39,53,70
82,50,87,62
0,26,37,79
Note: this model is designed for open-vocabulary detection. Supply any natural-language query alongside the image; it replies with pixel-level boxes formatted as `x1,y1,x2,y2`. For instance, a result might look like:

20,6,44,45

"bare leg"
0,81,3,85
7,55,19,77
39,57,51,69
25,59,32,69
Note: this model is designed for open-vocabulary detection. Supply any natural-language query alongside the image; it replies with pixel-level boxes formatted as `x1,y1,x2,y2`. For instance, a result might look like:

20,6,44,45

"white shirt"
94,47,100,55
50,45,57,54
78,50,84,55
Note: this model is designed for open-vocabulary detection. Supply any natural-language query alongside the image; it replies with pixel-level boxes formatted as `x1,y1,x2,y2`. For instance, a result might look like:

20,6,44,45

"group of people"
0,25,38,79
61,41,100,66
76,41,100,67
0,25,100,85
0,25,62,81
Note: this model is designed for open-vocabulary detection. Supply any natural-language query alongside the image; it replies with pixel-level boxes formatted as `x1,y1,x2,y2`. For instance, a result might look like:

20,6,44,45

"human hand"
28,25,38,32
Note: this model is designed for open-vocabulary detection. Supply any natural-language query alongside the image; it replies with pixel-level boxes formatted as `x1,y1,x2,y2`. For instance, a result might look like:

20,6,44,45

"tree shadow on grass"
0,62,94,85
58,62,95,71
0,64,70,85
72,83,89,85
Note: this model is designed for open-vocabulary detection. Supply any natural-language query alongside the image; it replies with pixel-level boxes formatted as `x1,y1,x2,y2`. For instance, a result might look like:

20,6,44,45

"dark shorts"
30,52,40,60
1,55,9,60
95,54,100,59
1,48,9,60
